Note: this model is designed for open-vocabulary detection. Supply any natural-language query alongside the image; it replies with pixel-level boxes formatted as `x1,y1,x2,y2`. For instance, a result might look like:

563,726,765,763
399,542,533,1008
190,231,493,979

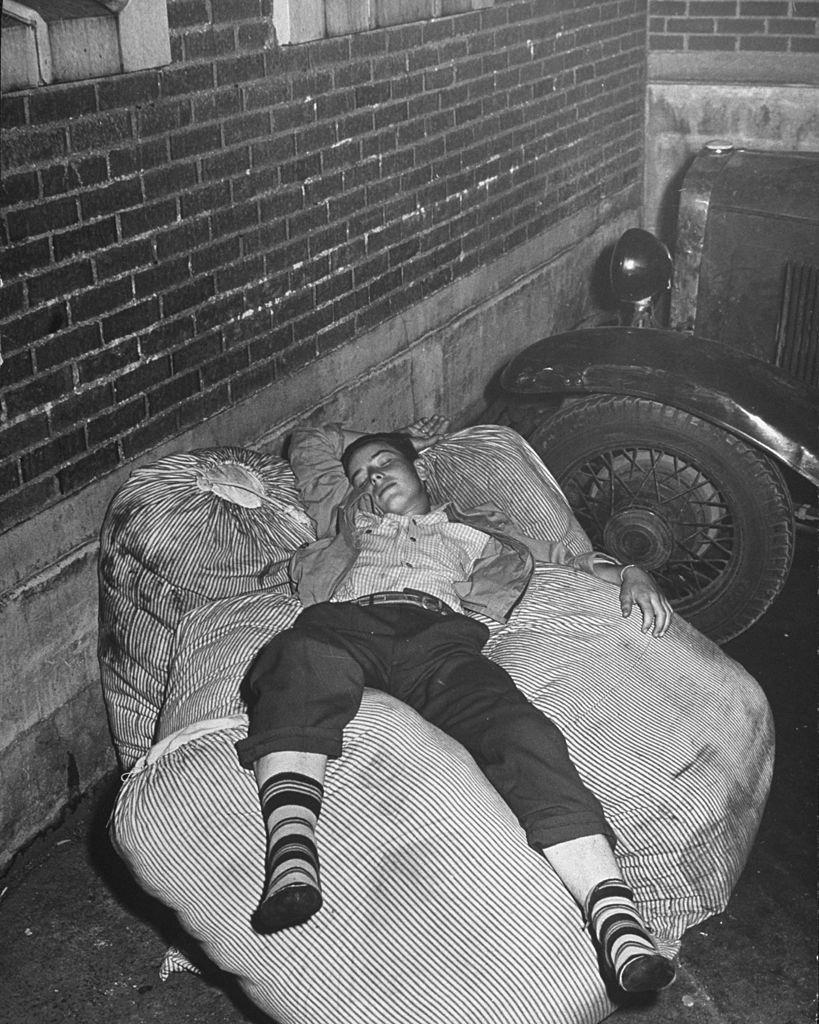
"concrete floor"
1,525,815,1024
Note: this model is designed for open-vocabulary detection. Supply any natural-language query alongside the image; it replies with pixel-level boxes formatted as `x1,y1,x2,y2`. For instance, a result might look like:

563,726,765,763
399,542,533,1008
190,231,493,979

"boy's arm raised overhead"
288,423,352,540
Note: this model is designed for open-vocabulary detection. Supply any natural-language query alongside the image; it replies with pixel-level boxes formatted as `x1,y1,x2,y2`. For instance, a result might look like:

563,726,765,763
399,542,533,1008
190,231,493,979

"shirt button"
403,561,413,568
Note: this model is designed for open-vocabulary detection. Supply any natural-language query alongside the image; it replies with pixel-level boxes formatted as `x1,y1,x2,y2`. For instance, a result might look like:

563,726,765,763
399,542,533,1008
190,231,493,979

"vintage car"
498,142,819,643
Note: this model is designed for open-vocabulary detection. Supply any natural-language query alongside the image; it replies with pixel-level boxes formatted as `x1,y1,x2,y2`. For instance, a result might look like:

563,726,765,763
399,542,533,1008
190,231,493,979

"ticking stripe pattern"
482,565,774,943
418,425,593,557
98,446,314,767
158,590,302,741
111,576,773,1023
114,610,772,1024
105,427,774,1024
112,699,612,1024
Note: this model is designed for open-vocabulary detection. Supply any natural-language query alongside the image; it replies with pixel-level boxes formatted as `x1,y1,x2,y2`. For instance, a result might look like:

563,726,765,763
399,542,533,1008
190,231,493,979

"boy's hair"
341,432,418,478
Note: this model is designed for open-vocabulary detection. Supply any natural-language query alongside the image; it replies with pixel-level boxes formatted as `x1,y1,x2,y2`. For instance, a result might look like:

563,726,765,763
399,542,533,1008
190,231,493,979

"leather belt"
352,589,455,616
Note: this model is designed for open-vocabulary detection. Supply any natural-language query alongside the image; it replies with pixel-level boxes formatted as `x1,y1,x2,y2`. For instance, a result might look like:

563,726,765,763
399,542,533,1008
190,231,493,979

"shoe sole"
620,953,677,993
252,883,323,934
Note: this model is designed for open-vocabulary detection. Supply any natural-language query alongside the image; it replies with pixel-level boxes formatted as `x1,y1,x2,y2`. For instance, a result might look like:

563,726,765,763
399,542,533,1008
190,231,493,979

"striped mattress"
104,426,774,1024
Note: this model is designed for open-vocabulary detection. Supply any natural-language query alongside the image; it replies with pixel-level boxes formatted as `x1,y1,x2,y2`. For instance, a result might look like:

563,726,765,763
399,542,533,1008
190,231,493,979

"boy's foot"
251,882,323,934
584,878,677,994
252,769,324,934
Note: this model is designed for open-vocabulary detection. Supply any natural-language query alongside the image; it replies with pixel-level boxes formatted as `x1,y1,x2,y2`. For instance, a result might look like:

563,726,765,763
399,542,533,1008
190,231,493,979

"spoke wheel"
530,395,795,643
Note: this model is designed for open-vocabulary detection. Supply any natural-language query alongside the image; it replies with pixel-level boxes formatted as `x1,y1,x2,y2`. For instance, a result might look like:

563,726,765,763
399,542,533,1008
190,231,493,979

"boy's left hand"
620,566,673,637
405,415,451,451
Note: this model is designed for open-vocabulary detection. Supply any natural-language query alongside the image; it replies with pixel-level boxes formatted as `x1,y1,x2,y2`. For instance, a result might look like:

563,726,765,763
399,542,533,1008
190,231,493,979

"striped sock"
584,879,676,993
252,771,324,934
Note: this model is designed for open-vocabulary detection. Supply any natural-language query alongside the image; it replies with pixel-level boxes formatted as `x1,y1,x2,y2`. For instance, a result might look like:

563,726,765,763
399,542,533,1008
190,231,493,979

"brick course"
0,0,647,535
649,0,818,51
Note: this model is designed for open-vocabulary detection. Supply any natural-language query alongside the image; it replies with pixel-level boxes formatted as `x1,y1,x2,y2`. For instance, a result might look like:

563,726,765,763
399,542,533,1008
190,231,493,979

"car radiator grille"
775,261,819,389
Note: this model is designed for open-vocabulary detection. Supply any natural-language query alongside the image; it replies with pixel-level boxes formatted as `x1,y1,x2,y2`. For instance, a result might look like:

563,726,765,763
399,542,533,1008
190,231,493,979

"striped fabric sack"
98,446,315,768
113,700,616,1024
483,565,774,941
418,424,593,557
111,568,772,1024
158,589,303,739
106,424,773,1024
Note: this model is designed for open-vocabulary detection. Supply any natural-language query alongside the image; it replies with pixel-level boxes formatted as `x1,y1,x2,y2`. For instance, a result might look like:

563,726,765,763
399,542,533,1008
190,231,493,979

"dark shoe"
619,952,676,993
251,883,323,934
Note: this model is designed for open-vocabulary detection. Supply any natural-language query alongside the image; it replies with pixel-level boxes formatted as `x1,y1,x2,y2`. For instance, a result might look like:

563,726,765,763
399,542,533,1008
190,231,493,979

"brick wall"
0,0,647,537
648,0,819,53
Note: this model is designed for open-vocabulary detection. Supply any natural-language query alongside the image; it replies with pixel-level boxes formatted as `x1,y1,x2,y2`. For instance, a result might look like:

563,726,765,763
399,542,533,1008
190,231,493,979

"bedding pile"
103,426,774,1024
98,446,313,767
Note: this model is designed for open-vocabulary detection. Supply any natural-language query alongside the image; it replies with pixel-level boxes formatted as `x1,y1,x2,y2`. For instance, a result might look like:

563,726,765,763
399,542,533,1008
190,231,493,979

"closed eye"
349,449,397,488
356,457,393,486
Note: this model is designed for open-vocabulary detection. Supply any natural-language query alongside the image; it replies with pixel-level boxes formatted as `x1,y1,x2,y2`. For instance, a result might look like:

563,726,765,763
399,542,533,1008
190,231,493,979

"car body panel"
500,326,819,483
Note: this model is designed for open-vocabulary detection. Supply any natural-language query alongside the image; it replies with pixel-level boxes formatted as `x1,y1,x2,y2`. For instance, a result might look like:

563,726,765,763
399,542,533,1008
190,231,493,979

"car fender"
500,326,819,484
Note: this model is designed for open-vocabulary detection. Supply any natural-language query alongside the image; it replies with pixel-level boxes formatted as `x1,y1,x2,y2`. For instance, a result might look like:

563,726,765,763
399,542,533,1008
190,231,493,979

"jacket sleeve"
497,515,618,576
453,534,531,623
289,423,351,540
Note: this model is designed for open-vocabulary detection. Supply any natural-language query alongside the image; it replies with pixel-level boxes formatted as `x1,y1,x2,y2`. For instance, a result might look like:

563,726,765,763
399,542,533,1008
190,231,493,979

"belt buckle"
408,589,442,613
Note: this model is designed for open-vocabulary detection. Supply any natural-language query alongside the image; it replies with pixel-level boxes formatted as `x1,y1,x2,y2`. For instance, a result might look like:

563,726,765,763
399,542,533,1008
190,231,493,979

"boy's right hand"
405,415,451,450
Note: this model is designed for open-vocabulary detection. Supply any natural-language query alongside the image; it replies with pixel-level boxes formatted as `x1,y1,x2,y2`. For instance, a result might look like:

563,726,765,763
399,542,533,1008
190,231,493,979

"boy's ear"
415,460,428,481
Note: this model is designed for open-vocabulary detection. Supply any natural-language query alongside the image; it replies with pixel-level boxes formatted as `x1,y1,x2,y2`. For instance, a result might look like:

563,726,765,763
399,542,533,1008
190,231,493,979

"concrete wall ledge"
649,52,819,87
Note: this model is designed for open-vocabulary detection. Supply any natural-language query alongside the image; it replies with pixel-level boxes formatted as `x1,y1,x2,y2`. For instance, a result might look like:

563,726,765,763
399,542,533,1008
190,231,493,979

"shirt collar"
355,502,451,525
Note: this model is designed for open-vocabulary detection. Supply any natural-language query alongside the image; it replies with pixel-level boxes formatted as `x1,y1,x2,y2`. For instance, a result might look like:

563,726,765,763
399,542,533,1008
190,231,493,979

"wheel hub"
602,507,674,571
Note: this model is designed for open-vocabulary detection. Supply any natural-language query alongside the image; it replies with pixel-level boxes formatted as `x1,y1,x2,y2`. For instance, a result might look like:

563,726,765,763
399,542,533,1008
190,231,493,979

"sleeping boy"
235,416,676,994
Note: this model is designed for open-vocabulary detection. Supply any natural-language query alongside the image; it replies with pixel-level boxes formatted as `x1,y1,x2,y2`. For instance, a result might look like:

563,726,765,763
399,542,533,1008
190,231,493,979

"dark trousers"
235,601,614,851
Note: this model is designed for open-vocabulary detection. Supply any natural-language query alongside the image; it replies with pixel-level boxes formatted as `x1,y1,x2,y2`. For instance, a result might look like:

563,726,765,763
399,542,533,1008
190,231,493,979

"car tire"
529,394,795,644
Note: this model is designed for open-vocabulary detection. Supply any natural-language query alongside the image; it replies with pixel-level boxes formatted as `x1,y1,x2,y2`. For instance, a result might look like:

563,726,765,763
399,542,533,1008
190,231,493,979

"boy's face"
346,441,431,516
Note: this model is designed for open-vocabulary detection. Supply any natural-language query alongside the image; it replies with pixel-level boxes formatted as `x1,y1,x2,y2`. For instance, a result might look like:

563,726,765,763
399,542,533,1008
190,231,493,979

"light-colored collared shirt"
332,506,488,611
